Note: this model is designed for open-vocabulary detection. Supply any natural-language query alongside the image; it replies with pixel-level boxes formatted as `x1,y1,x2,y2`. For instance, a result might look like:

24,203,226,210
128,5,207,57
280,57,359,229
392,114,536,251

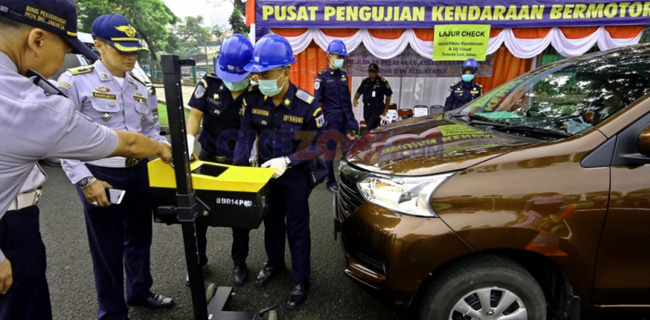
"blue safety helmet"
327,39,348,56
244,34,296,73
216,34,253,82
462,58,479,73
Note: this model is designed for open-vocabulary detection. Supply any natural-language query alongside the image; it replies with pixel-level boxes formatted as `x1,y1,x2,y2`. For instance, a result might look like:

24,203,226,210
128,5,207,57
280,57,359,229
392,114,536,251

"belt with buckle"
9,186,43,211
86,157,141,168
203,153,231,164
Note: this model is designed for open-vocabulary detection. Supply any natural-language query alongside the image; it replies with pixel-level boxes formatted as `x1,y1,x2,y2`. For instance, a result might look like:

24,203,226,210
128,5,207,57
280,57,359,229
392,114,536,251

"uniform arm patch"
315,114,325,128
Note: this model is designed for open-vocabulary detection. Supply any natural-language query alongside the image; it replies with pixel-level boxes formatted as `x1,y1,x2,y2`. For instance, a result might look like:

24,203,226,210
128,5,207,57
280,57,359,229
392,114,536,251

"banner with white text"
256,0,650,29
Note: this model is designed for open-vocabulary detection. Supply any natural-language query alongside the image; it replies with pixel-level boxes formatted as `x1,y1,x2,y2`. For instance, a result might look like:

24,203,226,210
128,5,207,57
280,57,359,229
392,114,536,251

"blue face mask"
223,78,249,92
259,71,286,97
462,74,475,82
333,59,345,69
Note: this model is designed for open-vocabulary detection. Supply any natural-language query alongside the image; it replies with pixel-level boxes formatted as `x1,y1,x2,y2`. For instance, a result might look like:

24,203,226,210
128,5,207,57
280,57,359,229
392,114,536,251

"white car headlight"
357,172,455,217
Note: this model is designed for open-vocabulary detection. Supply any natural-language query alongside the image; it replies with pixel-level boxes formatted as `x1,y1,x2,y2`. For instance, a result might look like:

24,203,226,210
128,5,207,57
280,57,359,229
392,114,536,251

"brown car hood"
346,116,539,175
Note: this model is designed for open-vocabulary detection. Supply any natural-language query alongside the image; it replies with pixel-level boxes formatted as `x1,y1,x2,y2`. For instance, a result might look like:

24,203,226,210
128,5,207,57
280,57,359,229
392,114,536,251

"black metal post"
160,55,209,320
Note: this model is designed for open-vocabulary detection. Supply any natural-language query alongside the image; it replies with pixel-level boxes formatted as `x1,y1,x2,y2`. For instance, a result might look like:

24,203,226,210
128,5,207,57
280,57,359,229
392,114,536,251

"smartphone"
106,188,126,205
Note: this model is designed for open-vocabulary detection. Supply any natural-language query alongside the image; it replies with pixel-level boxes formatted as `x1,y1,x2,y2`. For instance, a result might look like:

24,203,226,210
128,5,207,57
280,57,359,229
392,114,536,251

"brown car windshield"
459,47,650,137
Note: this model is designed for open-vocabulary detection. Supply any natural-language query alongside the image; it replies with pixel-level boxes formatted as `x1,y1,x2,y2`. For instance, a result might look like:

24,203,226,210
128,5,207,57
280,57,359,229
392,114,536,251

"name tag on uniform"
283,115,303,124
470,90,480,94
93,92,117,100
252,109,269,116
133,96,148,103
372,91,376,98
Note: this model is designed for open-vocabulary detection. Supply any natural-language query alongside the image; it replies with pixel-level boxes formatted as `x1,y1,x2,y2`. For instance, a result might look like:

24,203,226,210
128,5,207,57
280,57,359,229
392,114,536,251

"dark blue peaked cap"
0,0,98,61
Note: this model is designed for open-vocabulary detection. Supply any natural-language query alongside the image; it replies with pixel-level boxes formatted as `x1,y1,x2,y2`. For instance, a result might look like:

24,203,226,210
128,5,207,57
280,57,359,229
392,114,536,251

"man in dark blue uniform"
353,63,393,132
233,34,325,310
443,58,482,112
314,39,358,193
186,34,254,286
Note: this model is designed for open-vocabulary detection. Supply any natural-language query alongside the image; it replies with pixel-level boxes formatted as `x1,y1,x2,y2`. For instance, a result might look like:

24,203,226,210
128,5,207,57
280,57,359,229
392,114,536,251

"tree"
207,0,246,17
211,25,225,39
77,0,178,61
176,16,214,66
229,9,247,35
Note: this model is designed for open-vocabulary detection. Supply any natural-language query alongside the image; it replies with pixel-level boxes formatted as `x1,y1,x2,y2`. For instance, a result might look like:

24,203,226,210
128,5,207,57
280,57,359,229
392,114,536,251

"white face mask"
258,70,286,97
333,59,344,69
223,78,249,92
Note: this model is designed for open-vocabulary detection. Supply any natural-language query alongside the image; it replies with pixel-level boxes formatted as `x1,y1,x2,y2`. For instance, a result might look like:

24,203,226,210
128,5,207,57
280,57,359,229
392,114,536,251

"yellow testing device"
148,156,276,229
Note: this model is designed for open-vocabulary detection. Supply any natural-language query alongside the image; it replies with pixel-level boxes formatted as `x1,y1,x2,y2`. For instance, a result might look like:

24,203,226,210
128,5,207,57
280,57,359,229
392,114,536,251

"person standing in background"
185,34,254,287
58,14,174,320
314,39,358,193
443,58,482,112
353,63,393,132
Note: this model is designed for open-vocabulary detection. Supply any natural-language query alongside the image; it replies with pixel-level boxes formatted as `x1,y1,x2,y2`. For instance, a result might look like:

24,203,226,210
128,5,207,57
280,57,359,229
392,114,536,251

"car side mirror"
638,126,650,157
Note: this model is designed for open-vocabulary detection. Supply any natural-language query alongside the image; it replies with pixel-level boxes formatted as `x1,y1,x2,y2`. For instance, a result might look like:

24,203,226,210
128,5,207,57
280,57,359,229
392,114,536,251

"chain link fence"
140,60,214,86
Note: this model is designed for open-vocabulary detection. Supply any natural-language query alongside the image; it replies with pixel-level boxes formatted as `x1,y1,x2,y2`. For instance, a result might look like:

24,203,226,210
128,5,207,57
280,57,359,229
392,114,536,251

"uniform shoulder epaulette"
381,77,387,82
70,65,94,75
206,72,218,79
295,89,314,104
129,72,147,86
318,70,327,75
247,84,259,92
363,77,369,81
476,83,483,88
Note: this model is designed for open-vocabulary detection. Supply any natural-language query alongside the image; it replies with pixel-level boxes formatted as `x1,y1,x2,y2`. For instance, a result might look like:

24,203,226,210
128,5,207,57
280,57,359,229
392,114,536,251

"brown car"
335,43,650,320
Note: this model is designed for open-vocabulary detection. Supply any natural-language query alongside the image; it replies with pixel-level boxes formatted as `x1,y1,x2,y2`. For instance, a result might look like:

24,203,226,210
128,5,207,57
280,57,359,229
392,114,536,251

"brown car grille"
338,162,367,220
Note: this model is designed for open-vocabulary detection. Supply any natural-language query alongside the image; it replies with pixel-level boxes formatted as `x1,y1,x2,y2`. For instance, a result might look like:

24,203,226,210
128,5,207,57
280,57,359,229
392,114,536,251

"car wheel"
419,254,546,320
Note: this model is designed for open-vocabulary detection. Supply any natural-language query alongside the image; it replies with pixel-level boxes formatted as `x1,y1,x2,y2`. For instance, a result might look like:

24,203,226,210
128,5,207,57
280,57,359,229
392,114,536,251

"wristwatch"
77,176,97,189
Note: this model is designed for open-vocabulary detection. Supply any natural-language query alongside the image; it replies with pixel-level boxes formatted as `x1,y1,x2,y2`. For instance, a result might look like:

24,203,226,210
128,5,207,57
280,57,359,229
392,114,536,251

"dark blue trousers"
364,103,384,132
264,165,311,284
78,161,153,320
322,121,348,187
194,151,250,268
194,221,250,267
0,206,52,320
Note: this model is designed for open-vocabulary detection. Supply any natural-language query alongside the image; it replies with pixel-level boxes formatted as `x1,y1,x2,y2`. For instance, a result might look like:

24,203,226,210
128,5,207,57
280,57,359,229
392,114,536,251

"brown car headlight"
357,172,455,217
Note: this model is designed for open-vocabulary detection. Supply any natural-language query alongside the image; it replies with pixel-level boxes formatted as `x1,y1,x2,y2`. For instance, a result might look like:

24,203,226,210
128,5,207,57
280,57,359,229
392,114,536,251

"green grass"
157,103,189,126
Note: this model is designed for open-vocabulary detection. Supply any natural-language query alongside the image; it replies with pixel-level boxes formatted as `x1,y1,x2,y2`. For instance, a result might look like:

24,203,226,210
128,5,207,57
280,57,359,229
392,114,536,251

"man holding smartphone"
58,14,174,320
106,188,125,205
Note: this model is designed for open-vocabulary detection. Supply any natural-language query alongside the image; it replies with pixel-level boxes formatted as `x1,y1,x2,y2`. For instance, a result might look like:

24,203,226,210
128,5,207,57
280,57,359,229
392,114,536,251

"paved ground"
38,158,408,320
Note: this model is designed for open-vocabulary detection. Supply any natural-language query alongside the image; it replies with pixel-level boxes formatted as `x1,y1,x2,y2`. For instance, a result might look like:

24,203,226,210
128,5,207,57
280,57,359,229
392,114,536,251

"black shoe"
285,282,309,309
127,294,174,308
254,264,286,287
234,265,249,286
327,184,339,193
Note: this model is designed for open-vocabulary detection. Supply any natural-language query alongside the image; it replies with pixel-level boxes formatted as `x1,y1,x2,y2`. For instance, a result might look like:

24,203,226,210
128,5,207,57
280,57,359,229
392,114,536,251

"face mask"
223,78,249,92
333,59,345,69
462,74,475,82
259,71,286,97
